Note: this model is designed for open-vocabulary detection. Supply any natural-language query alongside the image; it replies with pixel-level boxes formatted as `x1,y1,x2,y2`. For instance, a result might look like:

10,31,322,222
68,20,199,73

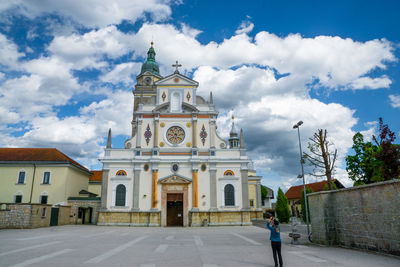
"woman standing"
266,217,283,267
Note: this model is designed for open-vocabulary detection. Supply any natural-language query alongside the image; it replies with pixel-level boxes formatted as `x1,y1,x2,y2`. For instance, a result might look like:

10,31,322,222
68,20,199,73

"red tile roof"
285,179,345,199
0,148,90,173
90,170,102,182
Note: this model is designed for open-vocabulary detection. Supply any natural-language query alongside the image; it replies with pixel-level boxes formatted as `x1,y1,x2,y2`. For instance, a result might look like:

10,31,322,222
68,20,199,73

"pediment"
155,73,198,87
152,102,199,113
158,174,192,184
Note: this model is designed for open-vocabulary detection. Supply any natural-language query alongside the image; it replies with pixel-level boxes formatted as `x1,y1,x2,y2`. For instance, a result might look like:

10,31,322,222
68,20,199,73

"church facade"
97,44,263,226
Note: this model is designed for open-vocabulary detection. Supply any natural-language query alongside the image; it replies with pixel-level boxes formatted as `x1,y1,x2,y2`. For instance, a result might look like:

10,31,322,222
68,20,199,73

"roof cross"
172,60,182,74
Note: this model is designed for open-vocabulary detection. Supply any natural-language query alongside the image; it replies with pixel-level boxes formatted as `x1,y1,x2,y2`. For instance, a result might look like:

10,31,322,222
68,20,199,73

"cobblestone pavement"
0,225,399,267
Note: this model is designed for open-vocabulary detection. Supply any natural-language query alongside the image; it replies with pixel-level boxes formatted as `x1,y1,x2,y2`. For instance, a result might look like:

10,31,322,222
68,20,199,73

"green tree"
300,187,313,222
346,132,382,186
323,181,338,191
261,185,268,202
346,118,400,186
304,129,337,190
373,118,400,180
275,188,290,223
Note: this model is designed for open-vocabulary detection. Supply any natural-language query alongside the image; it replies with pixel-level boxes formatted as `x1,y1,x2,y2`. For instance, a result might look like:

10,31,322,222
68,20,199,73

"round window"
166,126,185,144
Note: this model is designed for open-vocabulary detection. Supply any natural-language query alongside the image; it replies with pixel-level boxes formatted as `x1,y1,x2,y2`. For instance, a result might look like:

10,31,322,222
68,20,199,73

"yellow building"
0,148,91,205
88,170,102,196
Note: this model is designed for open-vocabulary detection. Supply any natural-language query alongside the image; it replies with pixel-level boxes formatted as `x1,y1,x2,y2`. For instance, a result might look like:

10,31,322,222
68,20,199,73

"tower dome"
140,42,160,76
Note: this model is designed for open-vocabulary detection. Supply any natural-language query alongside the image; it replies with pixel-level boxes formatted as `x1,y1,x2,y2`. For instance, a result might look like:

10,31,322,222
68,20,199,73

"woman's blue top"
266,222,281,242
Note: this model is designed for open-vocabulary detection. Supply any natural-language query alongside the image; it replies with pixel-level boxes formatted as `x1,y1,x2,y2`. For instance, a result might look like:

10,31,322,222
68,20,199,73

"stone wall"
0,203,51,229
68,198,101,224
308,180,400,256
97,211,161,226
57,206,72,225
190,211,255,226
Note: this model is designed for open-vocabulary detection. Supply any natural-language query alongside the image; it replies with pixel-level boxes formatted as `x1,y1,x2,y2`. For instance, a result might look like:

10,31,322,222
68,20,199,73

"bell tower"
131,42,163,137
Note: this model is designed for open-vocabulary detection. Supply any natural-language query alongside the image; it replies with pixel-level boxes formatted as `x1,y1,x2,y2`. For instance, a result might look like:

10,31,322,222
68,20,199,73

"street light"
293,120,310,236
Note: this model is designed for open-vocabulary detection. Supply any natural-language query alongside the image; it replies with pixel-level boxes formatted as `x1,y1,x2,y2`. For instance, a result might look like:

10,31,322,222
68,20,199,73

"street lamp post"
293,121,310,236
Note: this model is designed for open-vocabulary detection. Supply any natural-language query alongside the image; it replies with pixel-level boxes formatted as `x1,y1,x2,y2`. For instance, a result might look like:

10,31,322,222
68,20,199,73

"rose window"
167,126,185,144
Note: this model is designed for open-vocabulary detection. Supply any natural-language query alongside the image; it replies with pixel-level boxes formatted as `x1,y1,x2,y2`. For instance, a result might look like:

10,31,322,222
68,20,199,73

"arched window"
171,92,180,111
115,184,126,206
224,170,234,176
224,184,235,206
116,170,127,176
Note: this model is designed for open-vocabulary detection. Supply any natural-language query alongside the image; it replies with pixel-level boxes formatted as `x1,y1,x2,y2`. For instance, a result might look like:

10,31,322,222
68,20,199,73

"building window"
224,184,235,206
224,170,234,176
43,172,50,184
17,171,26,184
40,195,48,204
15,195,22,203
115,184,126,206
144,164,149,172
116,170,127,176
41,207,47,217
249,199,254,207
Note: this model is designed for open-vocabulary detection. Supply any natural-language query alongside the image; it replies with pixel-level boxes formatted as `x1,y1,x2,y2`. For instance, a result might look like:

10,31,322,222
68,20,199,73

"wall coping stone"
308,179,399,197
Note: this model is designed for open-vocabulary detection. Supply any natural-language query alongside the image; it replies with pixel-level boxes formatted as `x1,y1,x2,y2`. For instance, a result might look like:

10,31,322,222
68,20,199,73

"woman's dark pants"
271,241,283,266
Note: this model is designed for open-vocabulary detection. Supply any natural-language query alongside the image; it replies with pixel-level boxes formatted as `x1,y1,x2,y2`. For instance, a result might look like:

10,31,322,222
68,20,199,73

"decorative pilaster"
101,170,109,209
241,169,250,210
136,120,142,148
192,116,198,148
256,182,262,211
192,169,199,210
209,164,217,211
132,169,141,210
154,115,159,148
151,169,158,209
209,120,216,148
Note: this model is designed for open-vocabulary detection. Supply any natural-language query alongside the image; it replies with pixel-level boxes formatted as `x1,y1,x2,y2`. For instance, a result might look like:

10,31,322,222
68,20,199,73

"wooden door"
167,194,183,226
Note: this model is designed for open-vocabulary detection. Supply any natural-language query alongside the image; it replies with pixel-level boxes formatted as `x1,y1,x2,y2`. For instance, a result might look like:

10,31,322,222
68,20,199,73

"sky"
0,0,399,198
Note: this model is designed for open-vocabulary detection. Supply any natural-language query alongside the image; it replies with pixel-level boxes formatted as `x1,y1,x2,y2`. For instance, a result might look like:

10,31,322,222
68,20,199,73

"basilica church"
97,43,263,226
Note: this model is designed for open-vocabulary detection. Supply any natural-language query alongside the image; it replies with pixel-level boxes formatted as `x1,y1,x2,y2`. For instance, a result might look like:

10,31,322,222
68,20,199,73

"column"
151,169,158,209
132,168,140,210
101,170,109,209
136,120,142,148
256,182,262,210
192,117,198,147
192,169,198,210
153,117,159,148
209,165,217,210
241,169,250,210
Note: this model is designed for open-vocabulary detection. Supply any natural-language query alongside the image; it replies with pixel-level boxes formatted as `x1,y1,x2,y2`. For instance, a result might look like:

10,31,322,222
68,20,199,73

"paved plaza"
0,225,399,267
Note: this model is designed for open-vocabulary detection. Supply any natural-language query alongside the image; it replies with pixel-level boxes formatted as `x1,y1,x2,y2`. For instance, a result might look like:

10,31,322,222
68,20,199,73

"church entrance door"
167,193,183,226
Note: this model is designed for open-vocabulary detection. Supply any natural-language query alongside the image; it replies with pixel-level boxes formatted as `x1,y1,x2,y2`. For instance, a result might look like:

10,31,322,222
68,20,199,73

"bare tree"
304,129,337,190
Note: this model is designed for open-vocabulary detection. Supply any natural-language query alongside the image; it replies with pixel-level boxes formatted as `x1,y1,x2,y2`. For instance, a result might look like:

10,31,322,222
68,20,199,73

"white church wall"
138,167,152,210
216,150,241,158
197,169,210,210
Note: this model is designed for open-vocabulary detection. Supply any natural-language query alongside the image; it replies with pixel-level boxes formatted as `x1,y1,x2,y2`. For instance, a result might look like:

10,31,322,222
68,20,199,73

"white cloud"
0,33,24,69
48,26,133,70
0,0,171,27
0,19,397,184
235,20,254,35
100,62,142,85
389,94,400,108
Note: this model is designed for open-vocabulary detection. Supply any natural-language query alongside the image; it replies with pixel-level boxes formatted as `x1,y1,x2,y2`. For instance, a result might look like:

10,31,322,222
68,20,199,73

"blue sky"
0,0,399,197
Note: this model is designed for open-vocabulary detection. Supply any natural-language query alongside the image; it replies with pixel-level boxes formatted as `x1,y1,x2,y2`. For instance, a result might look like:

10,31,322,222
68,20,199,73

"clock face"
144,77,152,85
166,126,185,144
